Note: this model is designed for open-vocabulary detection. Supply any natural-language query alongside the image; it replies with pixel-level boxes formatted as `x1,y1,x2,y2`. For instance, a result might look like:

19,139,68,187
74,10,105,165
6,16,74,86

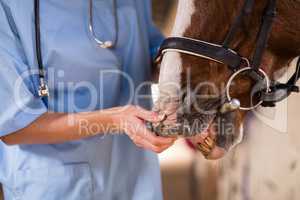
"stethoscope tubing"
34,0,118,97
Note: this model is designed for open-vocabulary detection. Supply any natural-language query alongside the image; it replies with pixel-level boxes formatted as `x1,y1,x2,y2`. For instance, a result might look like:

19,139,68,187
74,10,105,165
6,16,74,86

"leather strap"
287,57,300,86
223,0,255,48
262,57,300,106
252,0,277,70
156,0,278,73
156,37,244,71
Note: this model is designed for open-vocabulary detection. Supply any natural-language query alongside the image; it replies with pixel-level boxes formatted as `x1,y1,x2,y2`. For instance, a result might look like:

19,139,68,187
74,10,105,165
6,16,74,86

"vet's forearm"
0,111,115,145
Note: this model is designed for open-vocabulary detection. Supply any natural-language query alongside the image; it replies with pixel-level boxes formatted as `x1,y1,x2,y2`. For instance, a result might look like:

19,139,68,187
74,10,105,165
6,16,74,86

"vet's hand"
188,128,226,160
111,105,177,153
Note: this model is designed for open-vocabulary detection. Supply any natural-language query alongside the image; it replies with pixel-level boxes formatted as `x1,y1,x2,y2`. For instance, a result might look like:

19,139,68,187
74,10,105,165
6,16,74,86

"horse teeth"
205,137,216,149
197,144,211,154
204,138,213,146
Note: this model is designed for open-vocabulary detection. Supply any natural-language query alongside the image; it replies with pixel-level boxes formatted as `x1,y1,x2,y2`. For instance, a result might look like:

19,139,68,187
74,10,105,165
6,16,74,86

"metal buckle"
38,78,49,97
225,67,271,111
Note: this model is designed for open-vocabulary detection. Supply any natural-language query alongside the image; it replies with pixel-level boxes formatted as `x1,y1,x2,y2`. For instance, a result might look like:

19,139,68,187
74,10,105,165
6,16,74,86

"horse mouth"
150,97,238,150
149,112,216,137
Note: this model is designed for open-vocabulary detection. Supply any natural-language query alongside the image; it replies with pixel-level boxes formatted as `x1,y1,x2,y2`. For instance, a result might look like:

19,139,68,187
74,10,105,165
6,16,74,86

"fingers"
119,105,177,153
130,133,176,153
135,138,174,153
140,125,176,146
131,106,160,123
126,118,176,153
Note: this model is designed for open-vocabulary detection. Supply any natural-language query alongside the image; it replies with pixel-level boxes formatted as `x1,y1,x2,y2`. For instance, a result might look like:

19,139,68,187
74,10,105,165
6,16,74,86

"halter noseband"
155,0,300,111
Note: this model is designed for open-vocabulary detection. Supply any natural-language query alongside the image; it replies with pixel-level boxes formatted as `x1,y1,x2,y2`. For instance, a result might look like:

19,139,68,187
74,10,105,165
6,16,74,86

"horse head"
152,0,300,159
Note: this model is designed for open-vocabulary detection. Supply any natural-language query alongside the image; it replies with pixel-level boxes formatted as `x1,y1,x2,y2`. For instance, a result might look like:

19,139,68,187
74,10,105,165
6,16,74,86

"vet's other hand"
111,105,177,153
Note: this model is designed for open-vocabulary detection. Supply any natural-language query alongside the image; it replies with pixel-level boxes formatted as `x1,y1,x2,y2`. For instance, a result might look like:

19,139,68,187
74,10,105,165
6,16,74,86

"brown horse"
154,0,300,159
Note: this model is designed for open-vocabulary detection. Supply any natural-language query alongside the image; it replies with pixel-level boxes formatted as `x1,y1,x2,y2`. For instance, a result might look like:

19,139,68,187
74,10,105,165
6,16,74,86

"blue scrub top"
0,0,164,199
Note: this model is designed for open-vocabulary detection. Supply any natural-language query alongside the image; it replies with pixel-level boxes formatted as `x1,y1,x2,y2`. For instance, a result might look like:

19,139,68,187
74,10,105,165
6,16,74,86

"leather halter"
155,0,300,110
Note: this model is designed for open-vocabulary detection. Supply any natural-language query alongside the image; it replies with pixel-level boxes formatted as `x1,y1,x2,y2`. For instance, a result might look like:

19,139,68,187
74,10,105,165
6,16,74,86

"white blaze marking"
157,0,196,100
171,0,196,36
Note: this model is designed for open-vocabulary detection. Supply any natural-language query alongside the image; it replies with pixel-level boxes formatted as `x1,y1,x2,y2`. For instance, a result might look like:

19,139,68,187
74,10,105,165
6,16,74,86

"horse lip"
151,97,221,137
147,112,216,137
178,113,216,136
150,105,237,138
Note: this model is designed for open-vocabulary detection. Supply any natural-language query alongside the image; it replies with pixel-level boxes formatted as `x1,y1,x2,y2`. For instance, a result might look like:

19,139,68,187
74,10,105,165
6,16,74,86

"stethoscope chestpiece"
99,41,114,49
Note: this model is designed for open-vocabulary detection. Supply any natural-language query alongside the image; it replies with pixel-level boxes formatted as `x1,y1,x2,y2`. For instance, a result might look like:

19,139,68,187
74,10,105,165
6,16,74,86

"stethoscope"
34,0,118,97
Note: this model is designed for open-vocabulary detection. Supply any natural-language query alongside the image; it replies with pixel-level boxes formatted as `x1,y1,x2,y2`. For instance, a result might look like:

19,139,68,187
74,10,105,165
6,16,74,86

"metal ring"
226,67,271,110
241,57,250,68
